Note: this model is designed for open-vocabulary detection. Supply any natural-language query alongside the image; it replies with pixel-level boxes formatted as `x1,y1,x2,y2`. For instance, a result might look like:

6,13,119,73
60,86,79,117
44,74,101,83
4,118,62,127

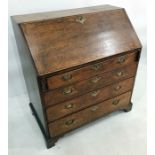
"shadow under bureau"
11,5,142,148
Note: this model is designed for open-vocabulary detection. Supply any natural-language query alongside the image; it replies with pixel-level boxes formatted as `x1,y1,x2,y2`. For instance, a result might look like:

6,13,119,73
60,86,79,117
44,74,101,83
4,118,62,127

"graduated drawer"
46,77,134,122
46,51,138,90
48,91,132,137
43,65,137,107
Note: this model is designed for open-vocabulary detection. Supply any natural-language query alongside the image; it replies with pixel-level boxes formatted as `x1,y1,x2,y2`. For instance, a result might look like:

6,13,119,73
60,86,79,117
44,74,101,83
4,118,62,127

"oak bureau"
11,5,142,148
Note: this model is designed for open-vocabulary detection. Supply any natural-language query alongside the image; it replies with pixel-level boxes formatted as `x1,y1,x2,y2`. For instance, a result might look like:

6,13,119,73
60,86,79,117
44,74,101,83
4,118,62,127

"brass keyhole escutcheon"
114,85,122,91
65,103,74,109
91,76,102,83
118,56,126,64
65,119,75,126
92,63,102,71
91,106,98,112
91,90,100,97
116,71,124,77
62,87,74,95
76,16,86,24
112,99,120,105
62,73,72,81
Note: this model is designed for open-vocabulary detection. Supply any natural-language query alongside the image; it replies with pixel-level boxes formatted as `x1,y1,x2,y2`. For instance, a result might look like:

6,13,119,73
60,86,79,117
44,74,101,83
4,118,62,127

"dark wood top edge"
11,5,122,24
38,48,141,78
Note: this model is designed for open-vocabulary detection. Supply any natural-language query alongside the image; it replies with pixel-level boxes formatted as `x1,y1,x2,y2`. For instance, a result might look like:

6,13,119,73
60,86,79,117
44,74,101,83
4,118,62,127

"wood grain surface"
20,8,141,76
48,91,132,137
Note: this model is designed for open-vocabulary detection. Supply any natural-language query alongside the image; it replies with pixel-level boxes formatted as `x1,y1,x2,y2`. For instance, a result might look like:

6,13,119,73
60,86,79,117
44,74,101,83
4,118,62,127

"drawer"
43,65,137,107
46,77,134,122
48,91,132,137
47,51,138,90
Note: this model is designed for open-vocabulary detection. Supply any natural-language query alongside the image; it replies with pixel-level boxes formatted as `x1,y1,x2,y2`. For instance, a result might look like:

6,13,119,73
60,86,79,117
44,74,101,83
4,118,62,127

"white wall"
8,0,146,97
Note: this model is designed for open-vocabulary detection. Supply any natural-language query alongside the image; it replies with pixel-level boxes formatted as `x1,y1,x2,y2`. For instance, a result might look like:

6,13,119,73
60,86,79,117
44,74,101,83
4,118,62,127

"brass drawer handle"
116,71,124,77
91,63,102,71
62,73,72,81
91,90,100,97
65,119,75,126
91,106,99,112
112,99,120,105
62,87,74,95
117,56,126,64
114,85,122,91
76,16,86,24
91,76,102,83
65,103,74,109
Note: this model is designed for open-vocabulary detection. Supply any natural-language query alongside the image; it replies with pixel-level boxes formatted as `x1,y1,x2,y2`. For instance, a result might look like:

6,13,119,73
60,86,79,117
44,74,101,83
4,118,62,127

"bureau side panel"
11,18,48,133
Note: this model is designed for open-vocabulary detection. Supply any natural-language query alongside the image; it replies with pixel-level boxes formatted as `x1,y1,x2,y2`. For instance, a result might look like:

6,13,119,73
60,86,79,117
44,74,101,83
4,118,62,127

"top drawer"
45,51,139,91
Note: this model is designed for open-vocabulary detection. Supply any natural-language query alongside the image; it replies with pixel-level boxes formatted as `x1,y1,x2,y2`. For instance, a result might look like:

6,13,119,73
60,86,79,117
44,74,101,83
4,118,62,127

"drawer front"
48,91,132,137
47,51,138,90
46,77,134,122
43,65,136,107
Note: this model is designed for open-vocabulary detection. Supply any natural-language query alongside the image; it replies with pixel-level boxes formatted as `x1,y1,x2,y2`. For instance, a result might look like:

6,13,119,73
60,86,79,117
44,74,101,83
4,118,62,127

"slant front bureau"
12,5,142,148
